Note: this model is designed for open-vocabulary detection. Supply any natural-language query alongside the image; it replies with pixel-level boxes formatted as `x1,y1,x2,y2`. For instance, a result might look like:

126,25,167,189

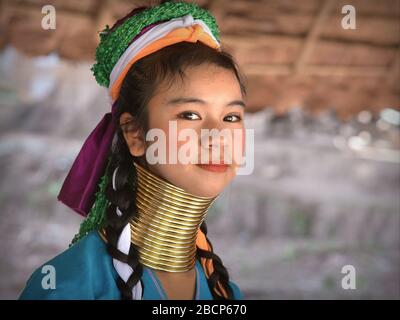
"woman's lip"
196,164,229,172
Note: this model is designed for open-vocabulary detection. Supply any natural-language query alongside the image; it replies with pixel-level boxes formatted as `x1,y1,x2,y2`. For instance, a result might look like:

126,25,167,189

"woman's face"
123,64,246,197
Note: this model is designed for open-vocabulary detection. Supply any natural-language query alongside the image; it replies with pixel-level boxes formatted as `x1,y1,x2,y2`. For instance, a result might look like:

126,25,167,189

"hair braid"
197,222,234,299
103,130,143,300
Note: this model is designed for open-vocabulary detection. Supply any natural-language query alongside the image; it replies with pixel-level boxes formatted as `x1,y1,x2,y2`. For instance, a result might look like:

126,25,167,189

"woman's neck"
130,161,217,272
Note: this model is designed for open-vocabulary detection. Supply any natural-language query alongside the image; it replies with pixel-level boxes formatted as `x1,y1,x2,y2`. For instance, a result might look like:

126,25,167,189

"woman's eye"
224,114,242,122
178,112,201,120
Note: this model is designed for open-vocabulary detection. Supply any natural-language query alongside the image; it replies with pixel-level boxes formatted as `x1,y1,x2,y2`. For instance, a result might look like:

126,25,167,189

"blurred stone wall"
208,107,399,299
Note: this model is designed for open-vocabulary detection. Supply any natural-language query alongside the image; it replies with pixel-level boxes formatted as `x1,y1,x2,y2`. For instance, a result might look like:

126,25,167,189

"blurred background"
0,0,399,299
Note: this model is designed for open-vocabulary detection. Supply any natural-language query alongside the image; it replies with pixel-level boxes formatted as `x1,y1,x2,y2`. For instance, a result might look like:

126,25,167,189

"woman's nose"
201,115,227,133
199,118,232,156
200,122,226,146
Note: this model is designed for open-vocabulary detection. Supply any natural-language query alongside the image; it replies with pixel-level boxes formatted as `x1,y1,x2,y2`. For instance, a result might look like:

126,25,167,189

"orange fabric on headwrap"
110,24,221,102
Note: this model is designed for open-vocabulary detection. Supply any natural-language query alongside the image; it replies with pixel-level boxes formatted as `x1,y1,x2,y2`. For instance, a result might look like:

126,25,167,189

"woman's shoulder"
19,231,119,300
229,280,244,300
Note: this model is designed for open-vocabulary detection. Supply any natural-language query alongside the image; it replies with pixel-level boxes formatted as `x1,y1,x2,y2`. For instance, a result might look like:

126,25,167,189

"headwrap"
57,1,228,298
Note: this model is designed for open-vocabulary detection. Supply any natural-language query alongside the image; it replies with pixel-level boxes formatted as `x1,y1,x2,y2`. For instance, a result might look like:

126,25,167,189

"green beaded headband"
71,156,111,245
91,1,220,88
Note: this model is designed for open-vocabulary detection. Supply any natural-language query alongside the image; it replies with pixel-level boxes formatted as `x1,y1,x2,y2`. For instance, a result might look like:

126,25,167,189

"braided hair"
103,2,247,300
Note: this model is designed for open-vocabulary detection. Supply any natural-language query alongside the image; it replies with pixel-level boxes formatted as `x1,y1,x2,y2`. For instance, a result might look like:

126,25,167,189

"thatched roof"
1,0,399,118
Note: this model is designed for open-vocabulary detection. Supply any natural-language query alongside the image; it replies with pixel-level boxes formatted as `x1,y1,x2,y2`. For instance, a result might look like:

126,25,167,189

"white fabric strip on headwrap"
109,14,220,95
113,223,143,300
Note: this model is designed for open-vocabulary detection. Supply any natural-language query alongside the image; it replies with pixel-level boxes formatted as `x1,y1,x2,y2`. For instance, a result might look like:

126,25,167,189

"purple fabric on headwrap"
57,102,117,217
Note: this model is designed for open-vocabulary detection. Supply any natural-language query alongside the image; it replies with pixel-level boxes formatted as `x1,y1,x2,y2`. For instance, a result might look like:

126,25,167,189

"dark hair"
103,3,247,300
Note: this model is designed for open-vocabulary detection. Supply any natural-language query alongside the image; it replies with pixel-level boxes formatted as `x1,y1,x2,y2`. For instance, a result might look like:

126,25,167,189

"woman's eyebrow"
166,97,246,108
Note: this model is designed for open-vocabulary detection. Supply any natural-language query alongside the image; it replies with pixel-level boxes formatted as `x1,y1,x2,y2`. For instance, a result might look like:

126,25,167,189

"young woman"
19,0,247,300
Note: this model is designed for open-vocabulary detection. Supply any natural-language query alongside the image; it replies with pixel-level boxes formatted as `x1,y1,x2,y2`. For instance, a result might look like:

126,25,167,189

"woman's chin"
178,165,234,197
150,163,233,198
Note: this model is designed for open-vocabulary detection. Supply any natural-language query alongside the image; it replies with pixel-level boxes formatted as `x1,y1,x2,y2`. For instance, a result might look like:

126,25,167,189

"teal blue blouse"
19,231,243,300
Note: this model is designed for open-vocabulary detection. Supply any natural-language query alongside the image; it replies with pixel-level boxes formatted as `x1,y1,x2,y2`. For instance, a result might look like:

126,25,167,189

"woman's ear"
120,112,146,157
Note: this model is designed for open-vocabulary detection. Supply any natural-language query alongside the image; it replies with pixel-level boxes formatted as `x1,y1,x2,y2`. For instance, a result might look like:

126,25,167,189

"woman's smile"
196,163,230,173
